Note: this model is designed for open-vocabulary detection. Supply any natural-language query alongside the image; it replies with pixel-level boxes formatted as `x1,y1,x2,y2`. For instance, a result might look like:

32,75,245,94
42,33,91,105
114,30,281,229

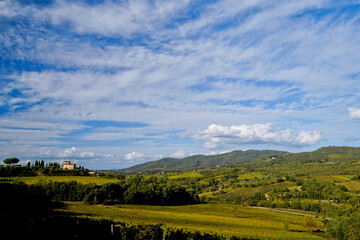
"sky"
1,0,360,170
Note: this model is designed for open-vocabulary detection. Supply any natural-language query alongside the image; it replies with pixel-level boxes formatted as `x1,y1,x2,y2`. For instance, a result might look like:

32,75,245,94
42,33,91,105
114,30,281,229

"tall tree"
3,158,20,166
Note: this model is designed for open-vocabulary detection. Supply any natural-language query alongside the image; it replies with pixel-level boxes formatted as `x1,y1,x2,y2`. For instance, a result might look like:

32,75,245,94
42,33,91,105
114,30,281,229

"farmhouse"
62,160,76,170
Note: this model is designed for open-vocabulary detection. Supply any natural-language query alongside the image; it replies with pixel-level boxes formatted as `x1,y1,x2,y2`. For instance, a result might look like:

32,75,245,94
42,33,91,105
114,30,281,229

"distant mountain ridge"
120,149,288,173
239,146,360,176
250,146,360,166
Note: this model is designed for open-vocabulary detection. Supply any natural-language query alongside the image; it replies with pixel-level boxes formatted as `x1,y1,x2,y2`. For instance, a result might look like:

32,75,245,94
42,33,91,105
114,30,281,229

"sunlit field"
310,175,360,192
2,176,120,185
167,172,203,179
60,202,326,240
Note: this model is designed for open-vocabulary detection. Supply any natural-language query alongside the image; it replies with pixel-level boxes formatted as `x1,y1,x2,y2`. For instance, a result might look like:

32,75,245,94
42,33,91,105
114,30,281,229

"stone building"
62,160,76,170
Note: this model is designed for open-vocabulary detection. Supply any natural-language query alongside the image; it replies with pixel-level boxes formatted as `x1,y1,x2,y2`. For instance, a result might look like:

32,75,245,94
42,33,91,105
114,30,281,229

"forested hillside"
120,149,287,173
243,146,360,175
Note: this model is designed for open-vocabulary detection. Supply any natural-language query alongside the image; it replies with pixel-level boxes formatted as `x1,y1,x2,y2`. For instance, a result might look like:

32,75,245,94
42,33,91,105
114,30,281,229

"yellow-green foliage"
334,175,353,180
339,181,360,192
329,153,350,159
3,176,120,185
310,175,360,192
167,172,202,179
237,172,263,180
61,202,325,240
205,181,296,201
250,172,264,178
311,175,344,182
237,173,254,180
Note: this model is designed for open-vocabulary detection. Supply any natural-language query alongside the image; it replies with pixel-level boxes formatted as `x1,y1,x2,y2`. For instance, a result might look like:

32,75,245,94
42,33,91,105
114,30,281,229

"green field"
167,172,203,179
2,176,121,185
310,175,360,192
250,172,264,178
60,202,325,240
237,173,255,180
237,172,264,180
203,181,296,202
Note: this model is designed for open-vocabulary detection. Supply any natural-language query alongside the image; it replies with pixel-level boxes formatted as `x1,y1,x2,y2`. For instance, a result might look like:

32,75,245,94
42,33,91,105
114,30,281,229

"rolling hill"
242,146,360,175
119,149,287,173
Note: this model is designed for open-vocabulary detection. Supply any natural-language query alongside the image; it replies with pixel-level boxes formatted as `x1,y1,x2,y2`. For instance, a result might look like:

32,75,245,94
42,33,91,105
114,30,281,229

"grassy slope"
168,172,203,179
60,202,325,240
309,175,360,192
237,172,264,180
2,176,121,185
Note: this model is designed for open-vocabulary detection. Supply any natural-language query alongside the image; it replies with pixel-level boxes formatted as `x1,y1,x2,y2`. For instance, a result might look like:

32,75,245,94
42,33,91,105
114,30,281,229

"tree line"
236,179,352,212
0,159,89,177
8,174,198,206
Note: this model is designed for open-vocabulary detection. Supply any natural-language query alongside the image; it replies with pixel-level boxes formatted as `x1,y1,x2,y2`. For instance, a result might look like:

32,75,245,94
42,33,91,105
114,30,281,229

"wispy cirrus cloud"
1,0,360,169
48,0,190,36
0,0,190,36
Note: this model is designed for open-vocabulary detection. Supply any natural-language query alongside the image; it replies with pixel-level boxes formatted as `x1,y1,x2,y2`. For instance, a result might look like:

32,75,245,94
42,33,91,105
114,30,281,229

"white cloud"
40,150,52,157
0,0,23,18
0,0,189,36
1,0,360,169
349,108,360,120
79,151,95,158
44,0,190,36
82,132,142,141
170,149,186,158
41,147,111,159
125,152,145,160
62,146,76,157
185,123,323,149
5,0,360,118
103,153,115,158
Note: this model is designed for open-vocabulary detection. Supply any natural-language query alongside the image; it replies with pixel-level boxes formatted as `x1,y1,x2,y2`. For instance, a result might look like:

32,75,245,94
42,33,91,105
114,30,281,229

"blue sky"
1,0,360,169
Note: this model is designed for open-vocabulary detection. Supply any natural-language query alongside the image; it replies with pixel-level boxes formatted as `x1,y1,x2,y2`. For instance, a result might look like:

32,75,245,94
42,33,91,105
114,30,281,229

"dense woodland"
2,146,360,239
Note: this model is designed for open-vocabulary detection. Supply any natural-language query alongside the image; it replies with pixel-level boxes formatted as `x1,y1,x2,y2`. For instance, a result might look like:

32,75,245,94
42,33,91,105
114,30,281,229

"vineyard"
2,175,121,185
60,202,326,240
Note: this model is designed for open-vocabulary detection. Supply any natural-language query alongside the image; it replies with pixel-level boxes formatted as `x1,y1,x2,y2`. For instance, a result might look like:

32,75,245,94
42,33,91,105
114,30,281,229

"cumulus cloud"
62,146,77,157
170,150,186,158
185,123,323,149
125,152,145,160
61,148,97,158
349,108,360,120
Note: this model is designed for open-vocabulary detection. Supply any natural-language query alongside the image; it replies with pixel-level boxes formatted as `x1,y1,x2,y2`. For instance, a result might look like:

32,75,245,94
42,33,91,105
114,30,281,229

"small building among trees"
62,161,76,170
